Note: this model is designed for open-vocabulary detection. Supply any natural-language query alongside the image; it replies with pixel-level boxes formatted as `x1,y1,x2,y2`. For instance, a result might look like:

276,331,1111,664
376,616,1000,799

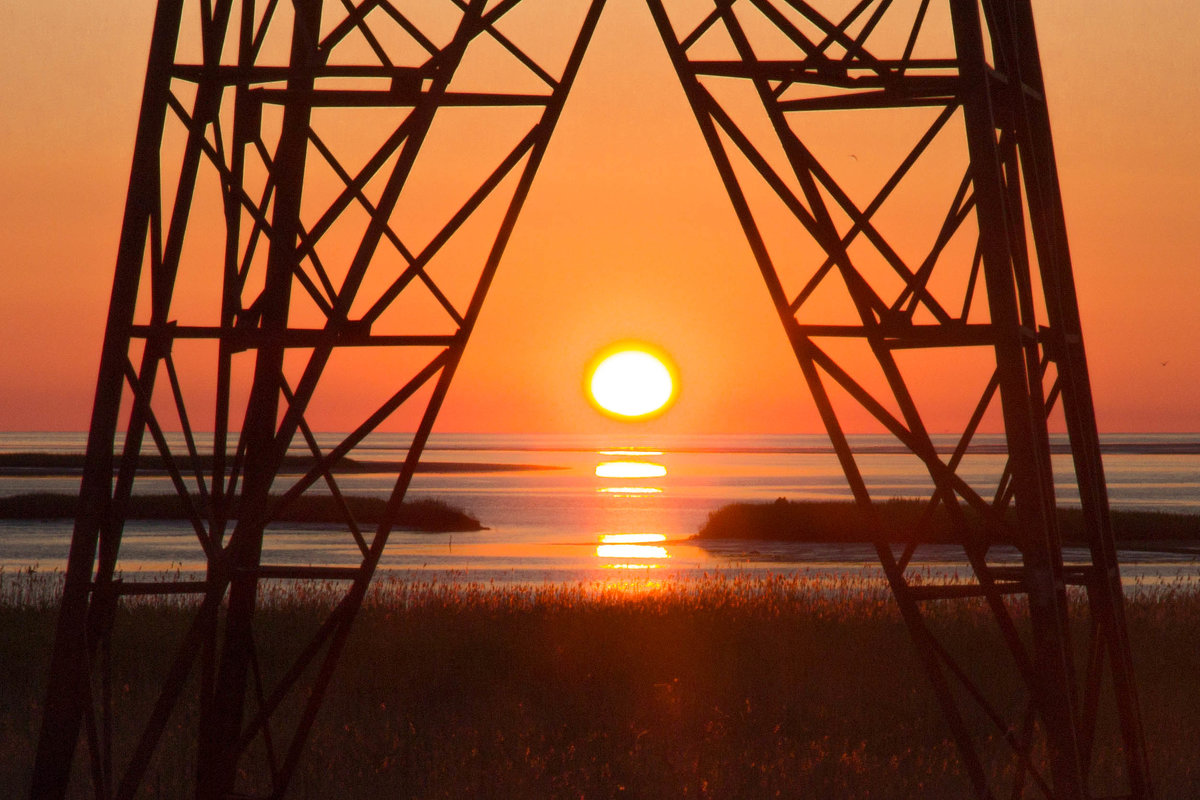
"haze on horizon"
1,0,1197,436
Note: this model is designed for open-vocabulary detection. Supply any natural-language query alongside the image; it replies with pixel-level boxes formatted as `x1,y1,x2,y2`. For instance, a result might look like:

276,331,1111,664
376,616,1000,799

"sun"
586,344,677,420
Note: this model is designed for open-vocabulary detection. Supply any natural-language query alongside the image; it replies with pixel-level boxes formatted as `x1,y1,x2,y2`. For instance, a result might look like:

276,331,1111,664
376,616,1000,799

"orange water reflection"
595,461,666,479
600,533,667,544
596,532,670,565
593,450,670,568
596,544,669,559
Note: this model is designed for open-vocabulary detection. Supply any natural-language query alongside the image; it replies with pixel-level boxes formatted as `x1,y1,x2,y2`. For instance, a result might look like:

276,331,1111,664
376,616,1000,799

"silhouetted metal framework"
32,1,1149,799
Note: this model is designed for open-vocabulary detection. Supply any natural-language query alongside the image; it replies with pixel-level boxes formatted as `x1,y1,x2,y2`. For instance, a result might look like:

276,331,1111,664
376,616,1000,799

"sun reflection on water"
593,449,673,570
596,544,669,560
600,533,667,544
595,461,666,479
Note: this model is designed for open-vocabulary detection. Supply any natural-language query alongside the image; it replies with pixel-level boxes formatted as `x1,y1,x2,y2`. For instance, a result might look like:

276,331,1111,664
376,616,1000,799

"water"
1,432,1198,586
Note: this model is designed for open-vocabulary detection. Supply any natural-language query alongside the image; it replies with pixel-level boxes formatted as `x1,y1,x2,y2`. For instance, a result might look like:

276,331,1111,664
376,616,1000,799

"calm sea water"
1,432,1198,587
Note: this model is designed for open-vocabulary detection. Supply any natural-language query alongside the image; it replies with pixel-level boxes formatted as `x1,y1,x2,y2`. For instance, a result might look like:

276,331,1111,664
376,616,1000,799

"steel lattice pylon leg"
31,1,608,797
32,1,1149,799
647,0,1150,797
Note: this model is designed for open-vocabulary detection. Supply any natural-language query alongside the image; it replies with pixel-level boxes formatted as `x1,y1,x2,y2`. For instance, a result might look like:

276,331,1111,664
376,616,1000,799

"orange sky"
1,0,1198,435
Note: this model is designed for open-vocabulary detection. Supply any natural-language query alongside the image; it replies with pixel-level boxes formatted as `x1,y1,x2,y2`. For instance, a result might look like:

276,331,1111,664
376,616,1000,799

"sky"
1,0,1198,436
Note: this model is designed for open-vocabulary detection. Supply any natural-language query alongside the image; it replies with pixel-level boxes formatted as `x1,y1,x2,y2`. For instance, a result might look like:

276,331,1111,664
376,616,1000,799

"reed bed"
2,568,1198,798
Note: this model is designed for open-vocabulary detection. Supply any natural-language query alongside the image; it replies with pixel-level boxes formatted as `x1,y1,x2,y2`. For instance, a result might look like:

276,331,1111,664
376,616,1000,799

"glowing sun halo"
587,346,677,420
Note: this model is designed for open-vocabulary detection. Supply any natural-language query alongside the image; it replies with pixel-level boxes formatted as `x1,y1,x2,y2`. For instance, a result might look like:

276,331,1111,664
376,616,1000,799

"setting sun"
586,345,677,420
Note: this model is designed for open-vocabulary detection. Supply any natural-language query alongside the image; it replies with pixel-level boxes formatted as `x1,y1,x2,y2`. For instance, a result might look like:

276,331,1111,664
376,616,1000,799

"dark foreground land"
2,572,1198,798
699,499,1200,549
0,493,482,531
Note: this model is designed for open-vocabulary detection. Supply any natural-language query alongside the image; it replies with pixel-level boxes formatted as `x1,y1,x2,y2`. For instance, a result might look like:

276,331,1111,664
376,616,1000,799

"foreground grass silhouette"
3,571,1197,797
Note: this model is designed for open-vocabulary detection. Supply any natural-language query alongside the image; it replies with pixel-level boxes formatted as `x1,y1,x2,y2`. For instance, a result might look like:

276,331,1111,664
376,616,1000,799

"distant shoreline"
6,436,1200,459
0,452,562,477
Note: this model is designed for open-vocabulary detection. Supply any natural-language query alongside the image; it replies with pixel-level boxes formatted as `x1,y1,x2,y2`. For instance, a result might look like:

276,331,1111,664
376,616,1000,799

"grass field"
2,570,1197,798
